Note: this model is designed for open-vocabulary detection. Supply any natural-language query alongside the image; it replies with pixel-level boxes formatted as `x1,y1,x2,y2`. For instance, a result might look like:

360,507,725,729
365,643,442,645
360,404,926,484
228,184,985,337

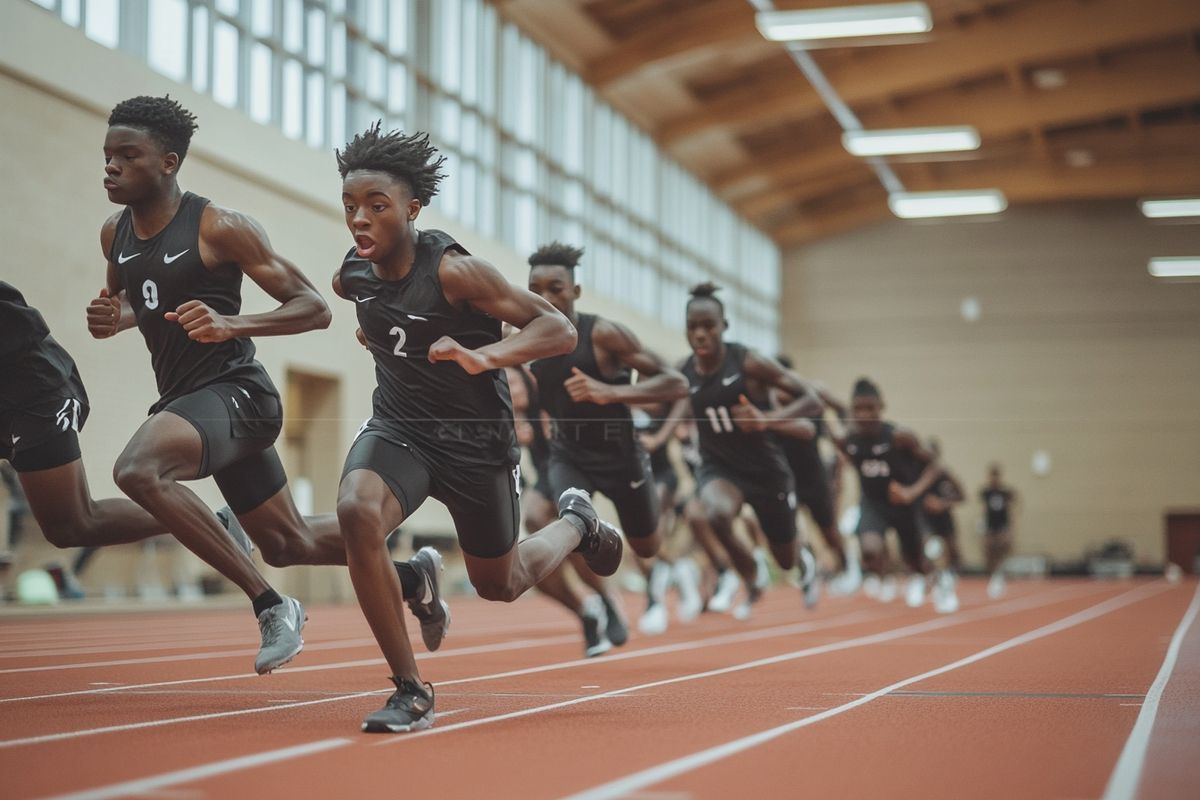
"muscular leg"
858,530,888,576
695,480,756,588
985,531,1012,573
20,460,168,548
112,412,271,600
524,487,585,614
684,495,731,573
464,517,583,604
336,469,419,681
233,487,346,568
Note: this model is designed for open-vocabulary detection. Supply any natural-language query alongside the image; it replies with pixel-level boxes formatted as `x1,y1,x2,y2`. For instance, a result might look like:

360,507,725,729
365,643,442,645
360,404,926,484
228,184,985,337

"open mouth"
355,234,376,259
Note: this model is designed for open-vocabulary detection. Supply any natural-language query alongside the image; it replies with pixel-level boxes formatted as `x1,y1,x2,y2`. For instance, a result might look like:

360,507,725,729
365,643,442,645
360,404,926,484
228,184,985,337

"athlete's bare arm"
87,213,137,338
562,318,688,406
733,349,820,439
160,205,332,343
432,253,576,373
889,428,942,506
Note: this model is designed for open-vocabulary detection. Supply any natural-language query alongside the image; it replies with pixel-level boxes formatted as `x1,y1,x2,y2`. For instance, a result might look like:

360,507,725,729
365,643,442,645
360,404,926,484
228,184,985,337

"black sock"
395,561,421,601
252,589,283,618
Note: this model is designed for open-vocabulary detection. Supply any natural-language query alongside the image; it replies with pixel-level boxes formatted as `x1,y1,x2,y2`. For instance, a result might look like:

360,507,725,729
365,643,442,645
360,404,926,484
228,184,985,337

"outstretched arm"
164,206,332,342
735,349,822,438
889,428,942,506
563,318,688,406
433,253,576,373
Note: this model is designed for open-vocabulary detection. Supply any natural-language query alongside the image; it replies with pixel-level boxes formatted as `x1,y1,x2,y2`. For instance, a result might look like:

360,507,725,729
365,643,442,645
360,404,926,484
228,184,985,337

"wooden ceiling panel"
490,0,1200,244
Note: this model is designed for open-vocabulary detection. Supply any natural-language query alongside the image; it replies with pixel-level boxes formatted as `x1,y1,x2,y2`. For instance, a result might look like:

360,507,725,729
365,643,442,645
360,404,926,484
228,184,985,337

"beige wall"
782,202,1200,565
0,1,688,594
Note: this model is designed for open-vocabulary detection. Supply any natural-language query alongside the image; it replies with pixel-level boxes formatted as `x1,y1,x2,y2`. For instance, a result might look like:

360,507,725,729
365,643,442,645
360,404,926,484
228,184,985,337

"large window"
27,0,780,349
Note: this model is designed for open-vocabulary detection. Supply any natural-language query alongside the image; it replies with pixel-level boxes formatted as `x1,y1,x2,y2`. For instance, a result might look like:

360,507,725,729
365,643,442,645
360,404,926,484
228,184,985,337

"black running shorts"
926,510,957,540
695,461,797,545
0,365,89,473
342,424,521,559
547,450,659,540
161,382,287,514
857,496,924,566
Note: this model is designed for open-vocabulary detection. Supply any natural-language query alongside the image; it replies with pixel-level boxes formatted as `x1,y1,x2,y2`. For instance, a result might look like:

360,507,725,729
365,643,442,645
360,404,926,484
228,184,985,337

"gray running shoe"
216,506,254,557
406,546,451,652
363,677,435,733
255,596,306,674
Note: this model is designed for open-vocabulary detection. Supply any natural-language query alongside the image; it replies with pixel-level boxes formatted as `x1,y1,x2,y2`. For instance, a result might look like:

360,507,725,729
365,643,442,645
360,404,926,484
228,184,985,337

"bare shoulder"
439,250,505,297
200,203,268,243
100,210,123,256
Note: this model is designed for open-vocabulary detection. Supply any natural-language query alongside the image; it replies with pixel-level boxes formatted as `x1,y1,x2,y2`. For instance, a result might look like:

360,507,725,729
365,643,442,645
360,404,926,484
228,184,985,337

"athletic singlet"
531,312,638,461
776,416,828,487
982,487,1013,529
844,422,923,507
681,342,790,482
110,192,275,413
0,283,76,407
338,229,518,469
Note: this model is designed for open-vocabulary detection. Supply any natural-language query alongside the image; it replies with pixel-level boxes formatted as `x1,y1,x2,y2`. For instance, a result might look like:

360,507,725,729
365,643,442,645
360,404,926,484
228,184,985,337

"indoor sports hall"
1,1,1197,798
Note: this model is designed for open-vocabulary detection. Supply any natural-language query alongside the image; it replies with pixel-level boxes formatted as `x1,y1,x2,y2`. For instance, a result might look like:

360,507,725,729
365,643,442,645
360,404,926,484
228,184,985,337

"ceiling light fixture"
756,2,932,42
1148,257,1200,278
888,189,1008,218
1139,198,1200,219
842,126,980,157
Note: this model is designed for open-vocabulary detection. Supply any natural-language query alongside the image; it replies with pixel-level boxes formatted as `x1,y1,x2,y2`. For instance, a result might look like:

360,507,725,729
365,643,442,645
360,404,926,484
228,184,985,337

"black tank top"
845,422,922,506
681,342,791,484
776,416,828,488
633,403,673,476
0,283,77,407
982,487,1013,528
338,229,518,468
530,312,639,463
110,192,275,413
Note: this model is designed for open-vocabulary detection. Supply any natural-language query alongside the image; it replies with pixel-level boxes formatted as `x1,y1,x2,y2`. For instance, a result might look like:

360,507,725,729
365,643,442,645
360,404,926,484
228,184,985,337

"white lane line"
373,583,1115,748
43,738,353,800
1102,582,1200,800
0,635,581,704
564,583,1169,800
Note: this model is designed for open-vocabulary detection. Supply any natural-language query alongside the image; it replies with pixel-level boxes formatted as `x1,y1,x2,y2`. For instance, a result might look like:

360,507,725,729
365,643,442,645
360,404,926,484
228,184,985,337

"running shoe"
406,546,451,652
878,575,898,603
673,558,704,623
799,547,820,609
933,571,960,614
601,593,629,646
753,547,771,590
638,602,668,636
708,568,741,614
363,677,435,733
988,571,1006,599
560,489,623,576
581,595,613,657
904,575,927,608
255,595,306,674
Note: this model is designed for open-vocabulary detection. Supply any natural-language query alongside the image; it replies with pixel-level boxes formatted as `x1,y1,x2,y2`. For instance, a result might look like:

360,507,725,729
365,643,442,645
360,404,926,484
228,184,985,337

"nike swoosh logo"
117,251,140,264
422,572,435,606
629,479,647,489
281,614,296,632
163,249,190,264
11,435,20,445
722,374,740,386
406,314,428,322
355,296,375,303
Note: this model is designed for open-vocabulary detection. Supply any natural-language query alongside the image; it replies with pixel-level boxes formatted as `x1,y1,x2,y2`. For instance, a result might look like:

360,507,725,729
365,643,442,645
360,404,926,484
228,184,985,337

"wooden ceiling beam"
658,0,1200,144
583,3,761,88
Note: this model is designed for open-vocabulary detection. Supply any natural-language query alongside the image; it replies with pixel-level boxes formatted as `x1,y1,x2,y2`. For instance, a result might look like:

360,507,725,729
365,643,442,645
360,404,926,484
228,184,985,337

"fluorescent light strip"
1139,198,1200,219
1148,257,1200,278
843,126,980,157
889,189,1007,218
756,3,932,41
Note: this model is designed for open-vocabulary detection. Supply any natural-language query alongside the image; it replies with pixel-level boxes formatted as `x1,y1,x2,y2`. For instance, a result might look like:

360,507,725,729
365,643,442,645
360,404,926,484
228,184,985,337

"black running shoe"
406,547,451,652
581,595,613,658
601,594,629,647
558,488,623,577
362,677,435,733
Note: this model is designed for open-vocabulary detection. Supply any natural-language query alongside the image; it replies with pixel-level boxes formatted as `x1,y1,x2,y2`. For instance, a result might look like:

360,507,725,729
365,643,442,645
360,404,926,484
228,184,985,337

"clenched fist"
86,288,122,339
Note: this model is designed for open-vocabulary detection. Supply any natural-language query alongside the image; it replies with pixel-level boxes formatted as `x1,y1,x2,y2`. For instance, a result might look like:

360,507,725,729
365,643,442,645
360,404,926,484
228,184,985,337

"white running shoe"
988,572,1006,599
862,573,882,599
708,569,741,614
799,547,820,609
673,558,704,623
879,576,898,604
933,571,959,614
905,575,927,608
753,547,771,591
638,602,669,636
829,563,863,596
647,560,672,606
732,600,753,621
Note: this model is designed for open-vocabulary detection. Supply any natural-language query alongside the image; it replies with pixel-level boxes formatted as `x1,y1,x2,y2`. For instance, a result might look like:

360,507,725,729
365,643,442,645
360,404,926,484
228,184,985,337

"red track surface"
1,578,1196,799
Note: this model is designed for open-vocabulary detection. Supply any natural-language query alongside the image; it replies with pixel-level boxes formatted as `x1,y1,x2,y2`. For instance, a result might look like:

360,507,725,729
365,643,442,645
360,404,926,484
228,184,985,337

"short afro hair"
852,377,881,399
108,95,198,164
336,121,447,206
687,281,725,314
528,241,585,272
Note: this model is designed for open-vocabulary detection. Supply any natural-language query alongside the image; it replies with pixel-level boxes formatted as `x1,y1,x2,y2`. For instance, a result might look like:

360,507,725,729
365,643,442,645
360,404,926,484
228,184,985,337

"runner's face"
528,265,577,317
103,126,172,205
342,171,418,263
686,300,725,358
851,395,883,435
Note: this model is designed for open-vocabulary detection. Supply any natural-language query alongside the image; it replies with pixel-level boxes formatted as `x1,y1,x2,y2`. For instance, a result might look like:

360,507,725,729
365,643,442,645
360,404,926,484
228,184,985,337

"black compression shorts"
547,450,659,540
0,365,89,473
695,462,797,545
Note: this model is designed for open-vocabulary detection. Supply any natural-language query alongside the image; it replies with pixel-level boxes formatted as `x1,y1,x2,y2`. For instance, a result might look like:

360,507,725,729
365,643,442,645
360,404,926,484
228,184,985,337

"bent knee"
113,459,161,499
336,499,385,545
40,522,85,549
474,580,521,603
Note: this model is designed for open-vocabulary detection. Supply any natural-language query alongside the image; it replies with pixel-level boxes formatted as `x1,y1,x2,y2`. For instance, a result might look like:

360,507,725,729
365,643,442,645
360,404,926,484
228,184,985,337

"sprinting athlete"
332,123,623,732
980,463,1017,598
831,378,941,608
671,283,822,617
922,439,964,613
90,96,446,674
507,362,627,657
527,241,689,636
